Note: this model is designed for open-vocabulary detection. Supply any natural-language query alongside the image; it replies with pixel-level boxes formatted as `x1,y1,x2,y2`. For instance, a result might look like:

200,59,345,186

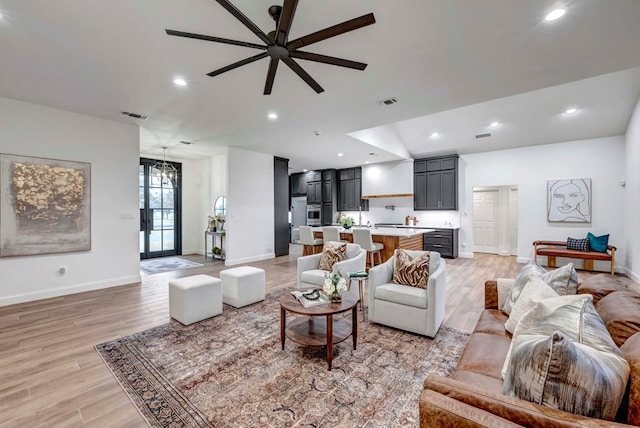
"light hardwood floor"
0,247,633,427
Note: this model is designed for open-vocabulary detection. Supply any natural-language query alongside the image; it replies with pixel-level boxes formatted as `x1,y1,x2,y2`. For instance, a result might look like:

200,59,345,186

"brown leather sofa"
420,274,640,427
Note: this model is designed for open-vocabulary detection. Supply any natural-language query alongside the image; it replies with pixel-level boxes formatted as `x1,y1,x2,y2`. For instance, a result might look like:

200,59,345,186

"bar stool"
322,226,349,244
299,225,323,255
352,228,384,267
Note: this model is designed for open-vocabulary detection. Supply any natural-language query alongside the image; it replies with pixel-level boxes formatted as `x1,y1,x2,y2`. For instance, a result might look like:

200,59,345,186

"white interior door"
473,189,499,254
508,187,519,255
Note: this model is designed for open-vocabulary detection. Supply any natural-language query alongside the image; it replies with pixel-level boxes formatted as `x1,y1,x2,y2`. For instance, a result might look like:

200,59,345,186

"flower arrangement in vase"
323,271,347,302
339,214,355,230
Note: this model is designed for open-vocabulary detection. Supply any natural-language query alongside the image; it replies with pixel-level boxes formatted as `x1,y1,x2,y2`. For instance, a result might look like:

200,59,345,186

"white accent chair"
368,250,446,337
299,225,323,254
297,243,366,295
352,228,384,267
322,226,348,244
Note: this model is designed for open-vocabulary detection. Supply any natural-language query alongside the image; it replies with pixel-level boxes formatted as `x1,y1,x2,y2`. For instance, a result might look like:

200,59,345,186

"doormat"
96,288,470,427
140,257,203,275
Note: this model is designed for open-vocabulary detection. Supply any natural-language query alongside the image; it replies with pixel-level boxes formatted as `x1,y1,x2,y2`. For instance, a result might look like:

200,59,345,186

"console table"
205,230,226,260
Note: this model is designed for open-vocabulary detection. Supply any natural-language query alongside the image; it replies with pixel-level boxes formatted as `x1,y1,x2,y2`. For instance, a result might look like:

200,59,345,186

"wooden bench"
533,240,616,275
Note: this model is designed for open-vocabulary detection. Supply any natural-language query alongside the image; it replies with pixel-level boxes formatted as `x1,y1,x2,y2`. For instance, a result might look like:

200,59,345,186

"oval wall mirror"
214,195,226,218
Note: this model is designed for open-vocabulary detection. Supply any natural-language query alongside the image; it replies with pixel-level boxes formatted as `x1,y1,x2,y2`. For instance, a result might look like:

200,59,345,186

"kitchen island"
312,227,435,263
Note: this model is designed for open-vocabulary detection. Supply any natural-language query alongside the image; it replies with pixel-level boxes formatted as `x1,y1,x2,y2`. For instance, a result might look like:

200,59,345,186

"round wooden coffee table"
280,291,358,370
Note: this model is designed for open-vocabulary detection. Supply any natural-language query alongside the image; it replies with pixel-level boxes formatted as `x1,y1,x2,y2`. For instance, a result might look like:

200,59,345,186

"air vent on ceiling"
475,132,492,139
121,111,149,120
378,97,398,106
179,141,193,145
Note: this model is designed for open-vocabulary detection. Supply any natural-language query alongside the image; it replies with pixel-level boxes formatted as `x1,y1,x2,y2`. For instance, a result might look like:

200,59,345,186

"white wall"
181,158,211,255
226,147,274,265
624,98,640,281
460,136,627,271
0,96,140,306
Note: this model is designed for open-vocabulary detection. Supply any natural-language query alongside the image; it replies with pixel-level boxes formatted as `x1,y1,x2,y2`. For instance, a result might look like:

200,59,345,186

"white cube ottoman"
169,274,222,325
220,266,265,308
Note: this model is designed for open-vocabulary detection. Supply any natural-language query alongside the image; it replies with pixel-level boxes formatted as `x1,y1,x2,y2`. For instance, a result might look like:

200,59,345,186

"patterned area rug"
140,257,203,274
96,288,470,427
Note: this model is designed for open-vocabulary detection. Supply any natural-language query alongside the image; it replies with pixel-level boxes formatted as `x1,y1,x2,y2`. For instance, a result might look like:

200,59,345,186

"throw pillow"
596,290,640,347
501,261,546,314
318,242,346,271
567,236,590,252
392,249,430,289
504,298,629,421
504,275,558,334
502,262,577,315
501,294,593,379
587,232,610,253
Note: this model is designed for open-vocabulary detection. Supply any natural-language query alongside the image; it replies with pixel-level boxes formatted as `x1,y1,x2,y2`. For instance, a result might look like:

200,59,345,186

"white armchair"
297,243,366,295
368,250,446,337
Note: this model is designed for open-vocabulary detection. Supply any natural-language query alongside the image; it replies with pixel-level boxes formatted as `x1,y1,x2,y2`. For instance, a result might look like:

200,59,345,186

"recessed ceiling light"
490,122,500,128
302,169,308,172
430,132,440,138
267,112,278,120
545,8,566,22
337,153,344,157
364,161,370,164
173,77,187,86
564,108,578,115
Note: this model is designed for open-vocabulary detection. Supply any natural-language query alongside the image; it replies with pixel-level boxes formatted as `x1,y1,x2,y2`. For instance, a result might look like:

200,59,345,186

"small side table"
348,274,369,321
204,230,226,260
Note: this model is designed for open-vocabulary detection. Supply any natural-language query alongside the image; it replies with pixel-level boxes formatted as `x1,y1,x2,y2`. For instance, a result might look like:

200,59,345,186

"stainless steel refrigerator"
290,196,307,243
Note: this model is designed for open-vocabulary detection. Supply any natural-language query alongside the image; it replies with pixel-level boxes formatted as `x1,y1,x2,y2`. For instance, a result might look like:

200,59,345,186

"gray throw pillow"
503,298,629,421
502,262,578,315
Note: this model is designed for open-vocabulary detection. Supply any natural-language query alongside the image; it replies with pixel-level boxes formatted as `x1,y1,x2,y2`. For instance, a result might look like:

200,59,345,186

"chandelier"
153,146,178,186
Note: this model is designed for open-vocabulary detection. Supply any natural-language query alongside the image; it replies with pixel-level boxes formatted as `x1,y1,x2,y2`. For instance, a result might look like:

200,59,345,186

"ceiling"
1,1,640,172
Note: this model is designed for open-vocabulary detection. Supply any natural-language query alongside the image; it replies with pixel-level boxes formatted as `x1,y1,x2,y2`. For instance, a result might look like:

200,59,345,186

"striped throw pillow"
567,237,590,252
392,249,430,289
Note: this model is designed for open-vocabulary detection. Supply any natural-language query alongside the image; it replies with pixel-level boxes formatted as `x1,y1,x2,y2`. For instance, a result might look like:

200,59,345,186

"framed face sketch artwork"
0,154,91,257
547,178,591,223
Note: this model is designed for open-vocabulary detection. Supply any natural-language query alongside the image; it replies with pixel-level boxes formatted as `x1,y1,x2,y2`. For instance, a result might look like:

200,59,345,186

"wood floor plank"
0,245,634,426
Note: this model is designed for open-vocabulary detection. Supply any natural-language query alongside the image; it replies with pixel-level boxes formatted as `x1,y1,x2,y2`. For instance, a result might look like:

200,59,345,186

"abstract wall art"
547,178,591,223
0,154,91,257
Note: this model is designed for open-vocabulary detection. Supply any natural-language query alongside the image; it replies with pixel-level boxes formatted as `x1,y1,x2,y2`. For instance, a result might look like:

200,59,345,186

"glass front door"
139,158,182,259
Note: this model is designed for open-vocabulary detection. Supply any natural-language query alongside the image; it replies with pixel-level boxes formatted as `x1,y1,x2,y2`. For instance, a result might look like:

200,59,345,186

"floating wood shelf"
361,193,413,199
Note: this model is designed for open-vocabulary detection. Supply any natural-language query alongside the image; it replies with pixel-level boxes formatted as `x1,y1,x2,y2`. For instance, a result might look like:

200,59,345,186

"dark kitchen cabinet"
306,181,322,204
423,228,458,258
337,167,368,211
414,155,458,210
321,169,337,225
290,172,308,197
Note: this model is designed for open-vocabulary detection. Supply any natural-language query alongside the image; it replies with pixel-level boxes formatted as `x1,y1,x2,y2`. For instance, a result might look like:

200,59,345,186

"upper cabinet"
414,155,458,210
337,167,368,211
290,172,308,197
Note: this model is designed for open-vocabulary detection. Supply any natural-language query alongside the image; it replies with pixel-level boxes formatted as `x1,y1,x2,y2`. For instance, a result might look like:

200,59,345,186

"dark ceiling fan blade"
282,57,324,93
276,0,299,45
215,0,273,46
207,52,268,77
264,57,280,95
165,29,266,50
289,51,367,70
287,13,375,50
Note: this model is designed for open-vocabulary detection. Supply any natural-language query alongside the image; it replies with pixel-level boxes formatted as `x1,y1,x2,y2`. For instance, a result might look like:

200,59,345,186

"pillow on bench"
567,237,590,252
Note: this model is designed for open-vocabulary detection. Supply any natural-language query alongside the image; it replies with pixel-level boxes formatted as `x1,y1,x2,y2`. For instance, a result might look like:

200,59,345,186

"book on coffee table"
348,270,369,278
291,289,331,307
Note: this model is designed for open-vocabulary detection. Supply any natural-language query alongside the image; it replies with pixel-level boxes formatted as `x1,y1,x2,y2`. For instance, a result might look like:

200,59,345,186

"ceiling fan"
165,0,375,95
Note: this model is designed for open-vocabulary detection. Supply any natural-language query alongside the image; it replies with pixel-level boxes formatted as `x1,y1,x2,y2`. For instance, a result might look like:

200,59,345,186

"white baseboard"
0,274,141,307
459,251,474,258
224,253,275,266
